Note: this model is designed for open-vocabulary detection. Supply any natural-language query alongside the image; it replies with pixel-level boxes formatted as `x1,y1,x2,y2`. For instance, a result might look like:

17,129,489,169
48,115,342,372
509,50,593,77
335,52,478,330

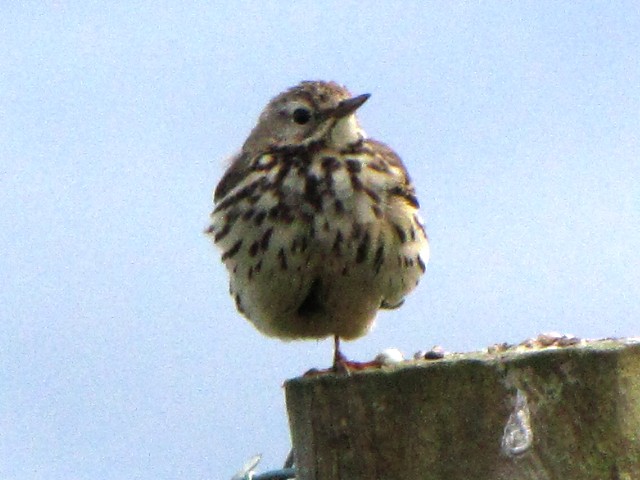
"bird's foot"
302,336,383,376
303,358,382,377
333,350,381,373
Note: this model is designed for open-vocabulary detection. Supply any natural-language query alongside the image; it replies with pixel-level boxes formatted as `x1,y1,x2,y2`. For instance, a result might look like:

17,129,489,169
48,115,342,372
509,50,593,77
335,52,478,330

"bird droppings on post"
292,335,635,381
501,389,533,457
292,334,624,380
374,347,405,366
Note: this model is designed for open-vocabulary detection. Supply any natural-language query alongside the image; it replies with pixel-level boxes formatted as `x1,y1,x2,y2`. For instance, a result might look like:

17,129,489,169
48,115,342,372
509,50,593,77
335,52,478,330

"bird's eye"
292,108,312,125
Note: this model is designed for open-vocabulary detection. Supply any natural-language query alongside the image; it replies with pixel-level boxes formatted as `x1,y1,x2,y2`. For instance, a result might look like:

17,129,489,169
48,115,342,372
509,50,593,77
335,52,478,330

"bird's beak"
329,93,370,119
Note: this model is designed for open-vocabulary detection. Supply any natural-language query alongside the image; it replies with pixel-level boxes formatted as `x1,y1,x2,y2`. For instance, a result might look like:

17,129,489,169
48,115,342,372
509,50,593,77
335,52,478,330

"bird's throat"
329,115,365,150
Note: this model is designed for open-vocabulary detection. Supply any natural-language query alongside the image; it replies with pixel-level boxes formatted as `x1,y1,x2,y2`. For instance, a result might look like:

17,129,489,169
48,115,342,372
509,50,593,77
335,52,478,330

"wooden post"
285,338,640,480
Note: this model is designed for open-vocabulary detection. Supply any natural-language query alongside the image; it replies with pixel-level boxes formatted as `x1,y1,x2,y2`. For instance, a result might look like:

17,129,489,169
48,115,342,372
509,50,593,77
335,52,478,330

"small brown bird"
207,81,429,369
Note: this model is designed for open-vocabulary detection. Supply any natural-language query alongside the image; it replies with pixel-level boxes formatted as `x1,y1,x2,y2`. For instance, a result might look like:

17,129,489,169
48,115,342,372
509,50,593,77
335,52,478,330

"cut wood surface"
285,338,640,480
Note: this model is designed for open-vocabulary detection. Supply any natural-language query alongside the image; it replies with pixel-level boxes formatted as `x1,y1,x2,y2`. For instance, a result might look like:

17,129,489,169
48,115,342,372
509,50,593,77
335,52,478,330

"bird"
206,80,429,371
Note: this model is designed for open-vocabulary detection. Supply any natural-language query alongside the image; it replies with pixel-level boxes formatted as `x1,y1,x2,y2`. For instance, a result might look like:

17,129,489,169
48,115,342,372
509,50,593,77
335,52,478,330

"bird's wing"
214,151,252,202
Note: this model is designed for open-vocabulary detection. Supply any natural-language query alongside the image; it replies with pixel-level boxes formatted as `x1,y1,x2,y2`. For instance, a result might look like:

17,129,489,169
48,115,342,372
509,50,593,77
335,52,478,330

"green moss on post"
285,339,640,480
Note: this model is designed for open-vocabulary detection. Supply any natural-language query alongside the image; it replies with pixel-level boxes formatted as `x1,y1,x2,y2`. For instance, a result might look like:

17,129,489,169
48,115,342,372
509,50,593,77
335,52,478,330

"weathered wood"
285,338,640,480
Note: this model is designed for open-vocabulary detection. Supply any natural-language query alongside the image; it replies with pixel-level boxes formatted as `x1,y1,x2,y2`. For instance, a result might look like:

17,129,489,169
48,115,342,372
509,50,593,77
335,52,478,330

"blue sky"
1,2,639,478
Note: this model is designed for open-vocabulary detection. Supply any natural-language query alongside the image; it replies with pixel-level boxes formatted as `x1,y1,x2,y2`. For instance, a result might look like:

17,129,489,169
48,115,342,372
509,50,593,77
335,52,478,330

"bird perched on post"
206,81,429,371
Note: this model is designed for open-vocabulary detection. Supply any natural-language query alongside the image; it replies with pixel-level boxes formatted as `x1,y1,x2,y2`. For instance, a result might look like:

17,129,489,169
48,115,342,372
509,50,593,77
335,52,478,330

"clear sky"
2,2,639,478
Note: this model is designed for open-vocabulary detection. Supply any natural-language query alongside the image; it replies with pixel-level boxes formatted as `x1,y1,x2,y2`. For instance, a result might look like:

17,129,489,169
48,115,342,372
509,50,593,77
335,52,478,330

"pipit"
207,81,429,370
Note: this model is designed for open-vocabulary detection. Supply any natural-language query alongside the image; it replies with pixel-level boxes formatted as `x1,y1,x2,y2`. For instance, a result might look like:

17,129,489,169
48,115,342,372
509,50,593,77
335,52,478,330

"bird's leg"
332,335,346,370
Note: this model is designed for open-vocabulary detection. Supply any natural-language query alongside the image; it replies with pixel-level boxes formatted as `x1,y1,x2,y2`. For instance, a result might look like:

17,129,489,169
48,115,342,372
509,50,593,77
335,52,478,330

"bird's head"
242,80,369,153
